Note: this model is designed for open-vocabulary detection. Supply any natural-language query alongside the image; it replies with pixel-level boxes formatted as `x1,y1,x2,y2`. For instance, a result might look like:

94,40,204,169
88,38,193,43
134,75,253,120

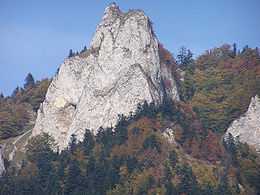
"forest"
0,44,259,195
0,75,50,140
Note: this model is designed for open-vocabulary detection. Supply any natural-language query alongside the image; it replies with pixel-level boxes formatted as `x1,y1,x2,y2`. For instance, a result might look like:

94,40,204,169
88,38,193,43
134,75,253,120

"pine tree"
26,133,56,165
108,154,120,189
68,49,75,57
68,134,77,154
177,46,187,66
12,86,19,97
24,73,35,89
178,164,199,195
177,46,193,71
64,158,85,194
115,115,128,145
232,43,237,58
164,162,176,195
169,150,178,168
81,129,95,155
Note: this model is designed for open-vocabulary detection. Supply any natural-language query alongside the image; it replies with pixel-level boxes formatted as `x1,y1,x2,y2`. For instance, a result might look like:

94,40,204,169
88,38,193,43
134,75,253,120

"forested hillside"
180,45,260,133
0,44,259,195
0,74,50,139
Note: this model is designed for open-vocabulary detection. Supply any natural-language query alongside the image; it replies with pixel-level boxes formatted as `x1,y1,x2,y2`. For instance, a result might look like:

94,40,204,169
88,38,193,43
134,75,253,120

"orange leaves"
20,163,39,178
0,78,51,140
158,43,181,84
172,124,183,142
179,101,196,120
190,138,202,159
13,104,30,127
128,117,158,135
202,131,225,161
182,46,259,133
113,118,162,156
169,101,226,162
119,164,129,184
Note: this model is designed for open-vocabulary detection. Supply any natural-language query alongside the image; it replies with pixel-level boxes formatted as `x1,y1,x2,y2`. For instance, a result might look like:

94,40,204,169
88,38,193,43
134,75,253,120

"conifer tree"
81,129,95,155
64,158,85,194
68,49,75,57
24,73,35,89
177,46,193,70
232,43,237,58
12,86,19,97
68,134,77,154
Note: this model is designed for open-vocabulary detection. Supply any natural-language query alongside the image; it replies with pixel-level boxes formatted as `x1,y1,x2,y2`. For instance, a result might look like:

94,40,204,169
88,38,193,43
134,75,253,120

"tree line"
1,98,259,194
0,73,50,140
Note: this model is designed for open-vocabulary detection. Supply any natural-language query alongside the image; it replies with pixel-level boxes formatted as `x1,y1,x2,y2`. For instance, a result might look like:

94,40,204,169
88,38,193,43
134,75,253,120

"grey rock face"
33,3,179,149
225,95,260,151
0,147,5,175
162,128,179,147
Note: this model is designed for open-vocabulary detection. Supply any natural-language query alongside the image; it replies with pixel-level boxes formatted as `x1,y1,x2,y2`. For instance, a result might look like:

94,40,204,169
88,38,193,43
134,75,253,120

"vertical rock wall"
33,3,179,149
0,147,5,175
225,95,260,151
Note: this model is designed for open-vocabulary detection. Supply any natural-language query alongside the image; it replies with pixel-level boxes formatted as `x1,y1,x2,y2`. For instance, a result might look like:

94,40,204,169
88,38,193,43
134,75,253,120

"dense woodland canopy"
0,75,50,140
0,44,259,195
180,44,260,133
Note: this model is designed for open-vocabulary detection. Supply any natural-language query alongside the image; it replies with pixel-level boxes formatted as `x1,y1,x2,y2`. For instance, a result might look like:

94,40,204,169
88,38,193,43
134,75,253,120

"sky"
0,0,260,97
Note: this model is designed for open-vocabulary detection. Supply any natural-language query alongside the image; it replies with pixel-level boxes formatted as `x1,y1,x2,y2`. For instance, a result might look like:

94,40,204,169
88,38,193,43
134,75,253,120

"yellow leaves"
132,169,156,195
106,184,127,195
181,46,259,133
112,117,165,159
128,117,157,136
171,175,181,187
191,161,219,189
74,147,87,173
235,143,260,190
120,164,129,185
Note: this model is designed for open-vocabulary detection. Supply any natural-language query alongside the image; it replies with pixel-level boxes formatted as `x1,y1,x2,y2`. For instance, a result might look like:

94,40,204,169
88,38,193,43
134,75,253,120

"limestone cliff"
225,95,260,151
0,147,5,175
33,3,179,149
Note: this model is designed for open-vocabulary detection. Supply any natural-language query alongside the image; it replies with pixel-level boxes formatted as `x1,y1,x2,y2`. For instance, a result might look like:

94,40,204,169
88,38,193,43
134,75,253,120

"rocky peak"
33,4,179,149
225,95,260,151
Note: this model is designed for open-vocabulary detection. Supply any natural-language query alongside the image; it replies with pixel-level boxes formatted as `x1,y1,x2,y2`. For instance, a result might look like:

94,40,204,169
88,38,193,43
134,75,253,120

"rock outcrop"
225,95,260,151
162,128,179,147
0,147,5,175
33,3,179,149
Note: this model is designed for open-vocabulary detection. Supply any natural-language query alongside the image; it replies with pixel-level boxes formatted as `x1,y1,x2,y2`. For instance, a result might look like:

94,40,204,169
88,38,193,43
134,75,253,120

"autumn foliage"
0,77,50,140
180,45,260,133
0,45,259,194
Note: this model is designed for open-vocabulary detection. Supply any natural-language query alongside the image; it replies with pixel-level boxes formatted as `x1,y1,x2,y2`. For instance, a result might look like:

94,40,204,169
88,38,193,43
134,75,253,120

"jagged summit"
91,4,152,49
95,3,123,29
103,3,123,18
33,4,179,149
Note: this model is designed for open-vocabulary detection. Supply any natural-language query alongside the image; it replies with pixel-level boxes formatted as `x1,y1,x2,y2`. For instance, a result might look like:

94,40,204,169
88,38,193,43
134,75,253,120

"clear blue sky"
1,0,260,96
